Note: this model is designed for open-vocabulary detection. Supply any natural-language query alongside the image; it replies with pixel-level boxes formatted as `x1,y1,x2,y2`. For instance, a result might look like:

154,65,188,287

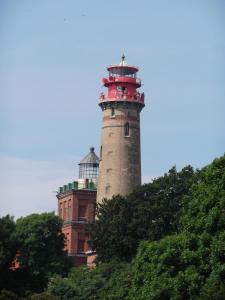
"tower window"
105,185,111,194
100,146,102,160
111,107,115,117
124,122,130,137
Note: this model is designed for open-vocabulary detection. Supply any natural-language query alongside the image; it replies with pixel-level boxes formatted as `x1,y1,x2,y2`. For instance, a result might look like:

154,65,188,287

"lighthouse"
97,55,145,203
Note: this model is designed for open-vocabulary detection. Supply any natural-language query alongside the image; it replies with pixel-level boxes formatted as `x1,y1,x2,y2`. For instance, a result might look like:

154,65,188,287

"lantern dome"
78,147,99,181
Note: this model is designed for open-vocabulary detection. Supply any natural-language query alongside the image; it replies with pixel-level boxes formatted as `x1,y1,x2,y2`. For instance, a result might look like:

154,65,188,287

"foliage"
0,215,18,272
0,215,19,292
15,212,71,294
129,154,225,299
48,262,131,300
180,155,225,235
0,290,19,300
87,166,196,262
28,292,59,300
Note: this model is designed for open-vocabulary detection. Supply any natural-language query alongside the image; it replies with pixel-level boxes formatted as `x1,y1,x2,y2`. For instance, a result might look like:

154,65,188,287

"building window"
100,146,102,160
137,110,140,120
111,107,115,117
106,168,112,174
77,240,85,253
62,201,67,220
68,200,72,220
105,185,111,194
65,233,69,249
79,164,98,179
59,203,63,218
78,205,86,221
124,122,130,137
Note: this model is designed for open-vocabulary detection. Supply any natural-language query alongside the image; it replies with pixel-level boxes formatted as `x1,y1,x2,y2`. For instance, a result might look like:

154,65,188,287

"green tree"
130,234,204,300
16,212,71,294
48,262,131,300
0,215,19,292
129,154,225,300
181,155,225,235
87,166,196,262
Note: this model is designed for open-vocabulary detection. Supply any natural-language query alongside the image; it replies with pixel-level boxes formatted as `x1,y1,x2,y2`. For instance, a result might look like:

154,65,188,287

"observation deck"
99,90,145,106
102,76,141,88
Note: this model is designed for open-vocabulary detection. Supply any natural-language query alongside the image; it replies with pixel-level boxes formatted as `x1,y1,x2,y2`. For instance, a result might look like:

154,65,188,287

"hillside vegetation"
0,154,224,299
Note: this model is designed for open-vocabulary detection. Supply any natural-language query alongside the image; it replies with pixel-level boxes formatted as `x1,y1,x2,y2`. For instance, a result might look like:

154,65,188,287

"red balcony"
99,91,145,105
102,76,142,87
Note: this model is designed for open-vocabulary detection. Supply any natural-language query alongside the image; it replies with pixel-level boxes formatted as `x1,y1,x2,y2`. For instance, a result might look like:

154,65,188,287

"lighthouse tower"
97,55,145,203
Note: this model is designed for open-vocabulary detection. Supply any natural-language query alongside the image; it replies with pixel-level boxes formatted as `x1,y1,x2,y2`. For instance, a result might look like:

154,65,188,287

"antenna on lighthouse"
120,53,127,66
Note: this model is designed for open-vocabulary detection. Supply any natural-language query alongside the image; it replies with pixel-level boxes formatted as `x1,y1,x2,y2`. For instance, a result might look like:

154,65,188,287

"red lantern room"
99,54,145,106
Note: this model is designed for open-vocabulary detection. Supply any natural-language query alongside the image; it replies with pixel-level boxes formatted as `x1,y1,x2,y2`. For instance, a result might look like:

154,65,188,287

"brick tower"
57,147,99,266
97,55,145,203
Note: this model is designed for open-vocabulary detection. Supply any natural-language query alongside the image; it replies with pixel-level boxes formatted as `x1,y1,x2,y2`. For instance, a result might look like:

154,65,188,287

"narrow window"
111,107,115,117
100,146,102,160
68,200,72,220
59,203,63,218
77,240,85,253
124,122,130,137
105,185,111,194
78,205,86,220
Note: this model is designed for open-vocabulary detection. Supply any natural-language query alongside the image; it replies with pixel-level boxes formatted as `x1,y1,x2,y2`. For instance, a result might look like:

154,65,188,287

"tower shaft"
97,103,142,202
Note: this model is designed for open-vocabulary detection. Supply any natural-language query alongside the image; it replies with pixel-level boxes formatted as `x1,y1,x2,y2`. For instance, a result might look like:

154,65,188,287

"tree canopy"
15,212,71,293
130,154,225,299
0,215,19,292
87,165,196,262
0,212,71,296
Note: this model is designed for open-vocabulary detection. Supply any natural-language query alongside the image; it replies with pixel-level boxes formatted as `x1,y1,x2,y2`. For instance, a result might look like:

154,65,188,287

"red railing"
99,91,145,105
102,76,142,86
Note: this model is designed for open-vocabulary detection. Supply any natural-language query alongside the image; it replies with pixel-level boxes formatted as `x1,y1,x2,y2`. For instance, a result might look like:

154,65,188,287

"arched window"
124,122,130,137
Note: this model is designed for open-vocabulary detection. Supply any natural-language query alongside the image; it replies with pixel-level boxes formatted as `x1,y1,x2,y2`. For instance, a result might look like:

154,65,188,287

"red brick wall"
57,189,96,266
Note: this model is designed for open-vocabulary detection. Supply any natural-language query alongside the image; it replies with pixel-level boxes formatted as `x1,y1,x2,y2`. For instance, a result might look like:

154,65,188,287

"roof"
79,147,99,165
107,54,139,72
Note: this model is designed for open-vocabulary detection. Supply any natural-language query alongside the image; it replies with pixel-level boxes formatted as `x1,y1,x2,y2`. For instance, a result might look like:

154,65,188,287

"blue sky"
0,0,224,218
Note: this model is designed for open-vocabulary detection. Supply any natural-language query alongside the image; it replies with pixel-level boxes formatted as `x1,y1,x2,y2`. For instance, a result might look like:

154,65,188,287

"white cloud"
0,156,80,219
